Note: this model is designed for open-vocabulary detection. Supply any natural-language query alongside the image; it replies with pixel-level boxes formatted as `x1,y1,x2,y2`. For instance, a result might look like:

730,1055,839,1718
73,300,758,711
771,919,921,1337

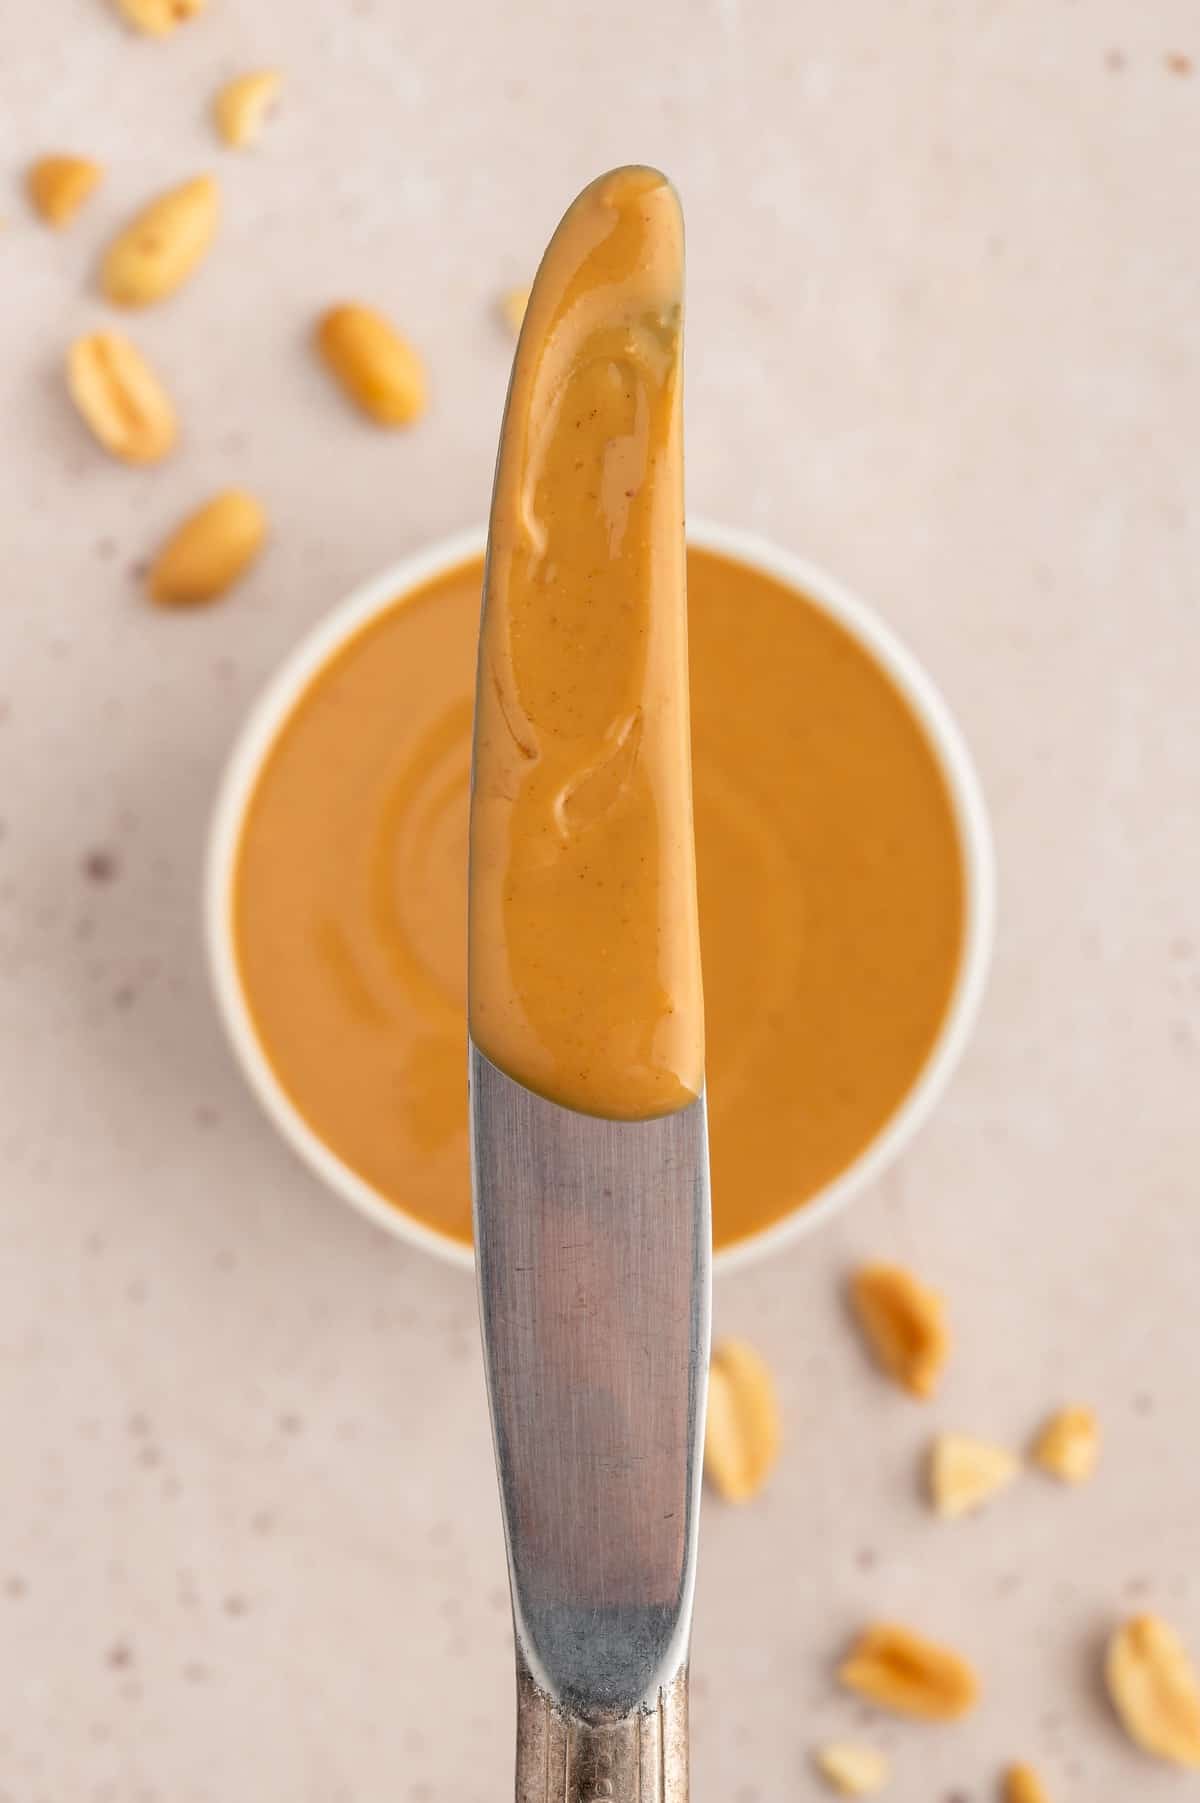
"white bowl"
206,521,995,1275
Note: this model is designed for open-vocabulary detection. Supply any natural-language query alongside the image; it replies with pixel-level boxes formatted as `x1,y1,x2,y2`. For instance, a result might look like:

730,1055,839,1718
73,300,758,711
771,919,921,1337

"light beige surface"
1,3,1197,1799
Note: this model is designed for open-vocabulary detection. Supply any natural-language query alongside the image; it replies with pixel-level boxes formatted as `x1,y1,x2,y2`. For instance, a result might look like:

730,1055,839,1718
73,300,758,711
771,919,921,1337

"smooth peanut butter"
231,547,965,1255
468,166,703,1120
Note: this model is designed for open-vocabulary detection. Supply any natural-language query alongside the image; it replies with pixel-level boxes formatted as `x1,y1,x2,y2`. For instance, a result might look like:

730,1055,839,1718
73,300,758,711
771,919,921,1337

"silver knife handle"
516,1659,689,1803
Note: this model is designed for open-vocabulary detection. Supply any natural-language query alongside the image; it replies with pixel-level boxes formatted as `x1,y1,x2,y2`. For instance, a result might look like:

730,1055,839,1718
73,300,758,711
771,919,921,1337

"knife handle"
515,1659,689,1803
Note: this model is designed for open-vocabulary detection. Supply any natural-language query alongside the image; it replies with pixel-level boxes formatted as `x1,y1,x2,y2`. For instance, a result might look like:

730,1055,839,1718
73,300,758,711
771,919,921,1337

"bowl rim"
204,519,995,1276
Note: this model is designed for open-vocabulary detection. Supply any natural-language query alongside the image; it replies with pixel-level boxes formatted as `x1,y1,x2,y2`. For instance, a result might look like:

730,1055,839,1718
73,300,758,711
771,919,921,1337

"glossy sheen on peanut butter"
231,548,966,1255
468,166,703,1120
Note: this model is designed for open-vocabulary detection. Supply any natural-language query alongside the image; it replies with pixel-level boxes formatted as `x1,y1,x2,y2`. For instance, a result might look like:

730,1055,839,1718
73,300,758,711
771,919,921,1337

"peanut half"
850,1263,949,1398
1106,1614,1200,1768
213,70,283,148
812,1743,890,1797
67,332,177,465
27,155,103,229
316,304,428,426
101,176,219,307
704,1338,780,1503
838,1622,980,1721
112,0,204,35
1032,1406,1100,1484
1003,1764,1051,1803
148,490,267,606
928,1433,1019,1519
499,285,531,333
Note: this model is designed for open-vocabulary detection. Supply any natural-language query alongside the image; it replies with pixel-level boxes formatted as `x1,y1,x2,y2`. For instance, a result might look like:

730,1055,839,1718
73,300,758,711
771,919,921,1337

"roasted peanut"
66,332,177,465
148,490,267,606
850,1263,949,1398
112,0,204,35
101,175,219,307
812,1743,890,1796
1106,1614,1200,1767
1003,1764,1051,1803
213,69,283,148
27,155,103,228
928,1433,1019,1518
838,1622,979,1721
1032,1406,1099,1484
316,304,427,426
500,285,531,333
704,1338,780,1503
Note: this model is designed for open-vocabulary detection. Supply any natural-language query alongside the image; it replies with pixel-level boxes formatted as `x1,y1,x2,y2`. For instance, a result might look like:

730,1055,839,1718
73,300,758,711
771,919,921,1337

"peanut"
213,69,283,148
812,1743,890,1796
100,176,219,307
928,1433,1019,1518
1106,1614,1200,1767
837,1623,980,1721
27,155,103,228
1032,1406,1099,1483
148,490,267,606
66,332,178,465
316,304,427,426
704,1338,780,1503
500,285,531,333
112,0,204,35
1003,1764,1051,1803
850,1263,949,1398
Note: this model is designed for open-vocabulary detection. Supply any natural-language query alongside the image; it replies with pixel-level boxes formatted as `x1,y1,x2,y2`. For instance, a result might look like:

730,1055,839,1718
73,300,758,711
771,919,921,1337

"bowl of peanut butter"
206,523,993,1271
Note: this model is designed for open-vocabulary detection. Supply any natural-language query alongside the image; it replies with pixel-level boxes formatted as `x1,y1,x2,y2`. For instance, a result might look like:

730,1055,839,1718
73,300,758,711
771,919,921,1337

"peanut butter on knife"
468,165,703,1121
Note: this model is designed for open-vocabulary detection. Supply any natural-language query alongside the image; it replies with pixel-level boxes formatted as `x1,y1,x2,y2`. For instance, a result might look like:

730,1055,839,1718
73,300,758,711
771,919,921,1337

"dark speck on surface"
112,985,136,1011
278,1412,302,1435
1133,1392,1155,1415
3,1576,26,1599
82,849,120,885
95,537,118,561
855,1546,877,1571
106,1642,133,1670
182,1661,209,1683
1166,51,1193,75
1105,47,1127,70
223,1593,248,1617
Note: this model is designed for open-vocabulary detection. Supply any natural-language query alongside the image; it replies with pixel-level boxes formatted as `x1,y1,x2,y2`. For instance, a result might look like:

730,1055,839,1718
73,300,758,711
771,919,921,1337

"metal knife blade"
471,1045,710,1795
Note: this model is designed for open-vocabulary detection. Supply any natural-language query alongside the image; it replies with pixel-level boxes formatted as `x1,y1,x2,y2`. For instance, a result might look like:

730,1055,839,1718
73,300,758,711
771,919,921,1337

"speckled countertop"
2,3,1198,1799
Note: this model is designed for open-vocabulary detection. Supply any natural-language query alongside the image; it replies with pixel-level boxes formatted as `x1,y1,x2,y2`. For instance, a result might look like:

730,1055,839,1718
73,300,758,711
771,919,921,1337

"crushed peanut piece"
112,0,204,35
148,490,267,606
1106,1614,1200,1767
213,70,283,148
929,1433,1019,1518
100,175,219,307
812,1742,890,1796
1003,1764,1051,1803
27,155,103,228
850,1264,949,1398
67,332,178,465
499,285,531,333
1032,1406,1100,1483
316,304,428,426
704,1337,780,1503
838,1622,979,1721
